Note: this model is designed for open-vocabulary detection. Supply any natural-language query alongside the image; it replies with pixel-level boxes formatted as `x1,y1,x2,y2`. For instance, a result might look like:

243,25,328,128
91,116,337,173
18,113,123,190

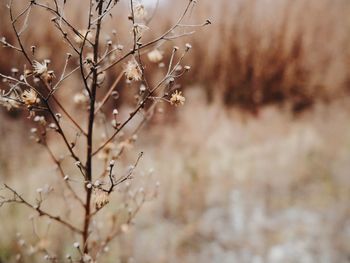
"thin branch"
2,184,82,234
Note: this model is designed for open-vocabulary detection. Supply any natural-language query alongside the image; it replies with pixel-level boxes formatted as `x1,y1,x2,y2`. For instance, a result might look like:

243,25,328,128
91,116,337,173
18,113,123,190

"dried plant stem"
94,71,124,115
3,184,82,234
82,1,104,254
44,143,84,206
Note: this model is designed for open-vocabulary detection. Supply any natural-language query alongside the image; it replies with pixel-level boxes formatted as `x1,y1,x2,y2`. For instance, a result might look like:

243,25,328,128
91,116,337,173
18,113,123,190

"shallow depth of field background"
1,0,350,262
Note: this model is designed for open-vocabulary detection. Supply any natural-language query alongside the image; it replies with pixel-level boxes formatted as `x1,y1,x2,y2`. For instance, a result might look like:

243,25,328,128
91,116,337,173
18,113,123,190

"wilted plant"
0,0,209,261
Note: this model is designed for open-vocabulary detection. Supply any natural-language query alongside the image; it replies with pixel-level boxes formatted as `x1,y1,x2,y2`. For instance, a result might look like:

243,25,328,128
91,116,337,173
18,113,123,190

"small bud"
94,180,101,187
109,160,115,166
73,242,80,248
112,109,118,115
86,183,92,189
48,123,58,130
11,68,19,75
205,19,212,25
139,85,146,92
185,43,192,51
63,175,69,181
168,77,175,84
111,91,119,100
55,113,62,119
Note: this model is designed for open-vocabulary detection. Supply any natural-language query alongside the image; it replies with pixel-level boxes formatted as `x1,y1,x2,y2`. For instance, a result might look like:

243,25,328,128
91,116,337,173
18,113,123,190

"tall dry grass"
186,0,350,112
1,0,349,113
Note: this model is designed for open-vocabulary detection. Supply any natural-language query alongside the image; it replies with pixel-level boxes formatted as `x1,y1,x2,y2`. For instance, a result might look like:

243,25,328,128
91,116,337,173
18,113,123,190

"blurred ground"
1,88,350,262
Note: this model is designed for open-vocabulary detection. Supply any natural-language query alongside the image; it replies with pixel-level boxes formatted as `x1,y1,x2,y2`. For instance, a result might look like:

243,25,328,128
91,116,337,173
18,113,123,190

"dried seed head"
170,90,186,106
33,60,48,76
48,123,58,130
94,180,101,187
21,89,39,106
73,93,89,105
185,43,192,51
0,94,20,110
85,53,94,64
133,2,147,19
11,68,19,75
93,189,109,210
124,59,142,81
33,115,46,125
147,49,163,63
31,46,36,55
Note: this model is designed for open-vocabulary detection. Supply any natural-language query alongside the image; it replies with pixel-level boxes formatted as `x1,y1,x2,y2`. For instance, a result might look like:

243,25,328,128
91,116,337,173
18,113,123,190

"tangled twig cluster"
0,0,209,261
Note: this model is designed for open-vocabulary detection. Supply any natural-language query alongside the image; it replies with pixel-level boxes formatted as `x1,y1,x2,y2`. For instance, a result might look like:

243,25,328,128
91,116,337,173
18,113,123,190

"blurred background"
1,0,350,262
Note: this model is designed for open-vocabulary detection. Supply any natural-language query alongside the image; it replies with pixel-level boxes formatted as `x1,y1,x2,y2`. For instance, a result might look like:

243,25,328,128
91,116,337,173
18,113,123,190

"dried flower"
133,2,147,19
34,115,46,125
93,189,109,210
0,94,20,110
124,60,142,81
170,90,186,106
43,70,55,84
147,49,163,63
73,93,89,105
33,60,48,76
21,89,39,106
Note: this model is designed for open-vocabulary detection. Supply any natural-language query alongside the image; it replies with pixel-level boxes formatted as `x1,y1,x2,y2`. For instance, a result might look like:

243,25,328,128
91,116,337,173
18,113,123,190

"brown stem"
3,184,82,234
82,0,104,254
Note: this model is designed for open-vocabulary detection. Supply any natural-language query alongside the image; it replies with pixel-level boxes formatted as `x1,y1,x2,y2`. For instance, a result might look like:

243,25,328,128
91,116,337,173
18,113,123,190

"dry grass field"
0,0,350,262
